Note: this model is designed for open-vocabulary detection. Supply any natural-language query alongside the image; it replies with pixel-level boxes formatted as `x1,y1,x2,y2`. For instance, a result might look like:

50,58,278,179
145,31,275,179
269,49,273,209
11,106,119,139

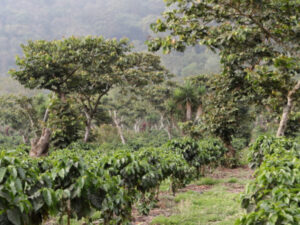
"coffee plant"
0,146,194,224
0,138,229,225
167,138,227,176
248,135,299,169
236,137,300,225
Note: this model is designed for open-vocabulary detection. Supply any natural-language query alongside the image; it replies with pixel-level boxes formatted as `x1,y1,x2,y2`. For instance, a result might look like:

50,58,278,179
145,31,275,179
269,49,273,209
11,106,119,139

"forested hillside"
1,1,298,224
0,0,219,85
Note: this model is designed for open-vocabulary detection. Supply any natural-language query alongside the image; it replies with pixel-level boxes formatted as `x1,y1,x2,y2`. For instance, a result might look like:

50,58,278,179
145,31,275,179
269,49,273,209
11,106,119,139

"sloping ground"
132,167,253,225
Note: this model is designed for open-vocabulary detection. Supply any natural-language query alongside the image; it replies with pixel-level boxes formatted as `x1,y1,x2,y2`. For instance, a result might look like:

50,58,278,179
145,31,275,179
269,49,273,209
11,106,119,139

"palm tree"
173,81,197,121
191,75,209,120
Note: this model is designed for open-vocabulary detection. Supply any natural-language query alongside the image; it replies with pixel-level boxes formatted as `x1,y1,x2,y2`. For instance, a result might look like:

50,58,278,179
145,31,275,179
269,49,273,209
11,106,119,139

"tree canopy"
0,0,220,90
148,0,300,137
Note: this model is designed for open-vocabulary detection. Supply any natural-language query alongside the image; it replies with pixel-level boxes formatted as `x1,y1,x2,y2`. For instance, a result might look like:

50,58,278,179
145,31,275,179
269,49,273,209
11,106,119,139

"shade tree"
0,94,47,144
141,81,180,139
74,49,171,142
147,0,300,137
201,74,252,159
10,36,171,152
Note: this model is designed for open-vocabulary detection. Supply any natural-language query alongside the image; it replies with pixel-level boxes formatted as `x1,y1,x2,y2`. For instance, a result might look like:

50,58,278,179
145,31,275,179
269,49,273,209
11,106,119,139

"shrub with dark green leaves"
0,149,134,225
237,152,300,225
125,130,170,151
137,147,195,193
248,135,299,169
0,145,196,224
167,138,227,175
67,141,101,151
48,96,83,149
237,136,300,225
198,138,228,167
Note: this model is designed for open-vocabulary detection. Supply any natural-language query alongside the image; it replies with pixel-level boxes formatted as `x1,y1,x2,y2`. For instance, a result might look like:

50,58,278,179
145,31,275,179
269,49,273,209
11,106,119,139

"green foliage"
48,96,83,149
167,138,203,171
125,130,170,151
67,141,101,151
9,36,170,143
93,124,121,146
198,139,229,167
196,177,220,186
248,135,298,169
0,137,232,224
173,73,253,163
0,143,200,224
232,138,248,152
237,147,300,225
202,74,252,150
0,94,47,144
0,134,23,148
167,138,227,175
285,112,300,138
149,0,300,137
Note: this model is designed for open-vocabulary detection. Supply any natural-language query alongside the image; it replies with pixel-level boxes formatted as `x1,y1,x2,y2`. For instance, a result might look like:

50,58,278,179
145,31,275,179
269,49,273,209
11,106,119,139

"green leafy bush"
237,137,300,225
67,141,101,151
0,137,230,225
167,138,227,176
198,138,228,167
0,145,195,225
237,152,300,225
232,138,248,151
0,134,23,148
125,130,170,151
248,135,298,169
48,97,83,149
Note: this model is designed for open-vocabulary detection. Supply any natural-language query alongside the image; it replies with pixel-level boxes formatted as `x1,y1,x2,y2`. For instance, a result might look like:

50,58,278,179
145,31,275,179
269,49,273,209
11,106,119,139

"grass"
226,177,238,183
195,177,220,186
151,185,244,225
149,168,252,225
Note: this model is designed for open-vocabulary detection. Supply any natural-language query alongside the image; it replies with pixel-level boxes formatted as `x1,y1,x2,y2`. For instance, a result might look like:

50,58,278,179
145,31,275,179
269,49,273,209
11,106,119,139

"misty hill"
0,0,219,93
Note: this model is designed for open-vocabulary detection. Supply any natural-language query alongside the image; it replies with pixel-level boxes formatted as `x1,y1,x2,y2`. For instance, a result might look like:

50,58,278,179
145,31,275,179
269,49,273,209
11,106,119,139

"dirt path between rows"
131,167,253,225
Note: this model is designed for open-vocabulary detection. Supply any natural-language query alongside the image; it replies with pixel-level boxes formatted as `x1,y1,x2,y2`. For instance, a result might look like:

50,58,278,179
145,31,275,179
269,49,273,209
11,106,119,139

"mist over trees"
0,0,219,85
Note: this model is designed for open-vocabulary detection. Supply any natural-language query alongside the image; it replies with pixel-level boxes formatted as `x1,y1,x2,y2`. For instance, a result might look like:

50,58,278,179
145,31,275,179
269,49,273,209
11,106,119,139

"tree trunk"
84,119,92,143
159,114,165,130
195,104,203,120
5,127,10,136
165,126,172,140
22,135,29,144
110,110,126,145
221,137,236,159
186,101,192,121
224,141,236,158
43,107,50,123
29,128,51,157
277,98,293,137
82,107,93,143
134,119,141,133
116,123,126,145
277,80,300,137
